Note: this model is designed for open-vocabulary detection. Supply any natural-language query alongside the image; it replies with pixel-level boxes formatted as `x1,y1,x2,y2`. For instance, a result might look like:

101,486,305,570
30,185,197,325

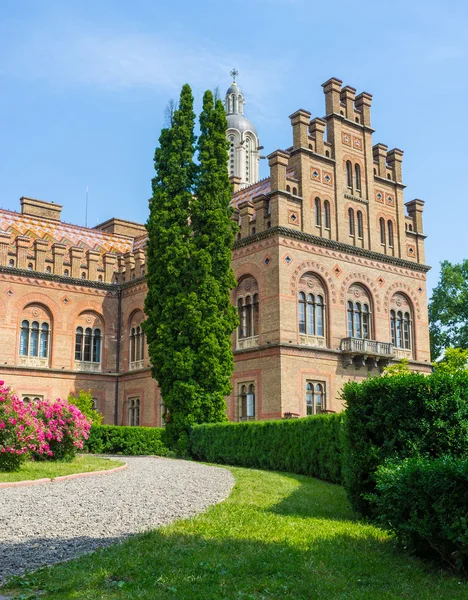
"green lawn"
0,455,124,483
2,466,467,599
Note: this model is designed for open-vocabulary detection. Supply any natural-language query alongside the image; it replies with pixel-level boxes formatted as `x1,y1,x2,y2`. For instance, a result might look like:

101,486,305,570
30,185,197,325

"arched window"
297,274,326,342
347,285,372,339
348,208,355,236
388,220,394,247
128,398,140,426
286,185,291,193
129,313,145,369
346,161,352,188
46,266,51,273
357,211,363,238
239,384,255,420
355,164,361,191
390,294,413,351
9,259,14,267
98,274,103,282
325,150,330,157
236,276,259,346
19,312,51,365
293,187,297,195
75,327,102,364
64,269,69,276
306,382,325,415
315,197,321,226
380,218,386,245
323,200,331,229
81,272,86,279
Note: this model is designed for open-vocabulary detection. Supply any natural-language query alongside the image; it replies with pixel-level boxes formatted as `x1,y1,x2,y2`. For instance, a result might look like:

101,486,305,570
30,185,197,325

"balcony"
237,335,259,350
340,337,394,368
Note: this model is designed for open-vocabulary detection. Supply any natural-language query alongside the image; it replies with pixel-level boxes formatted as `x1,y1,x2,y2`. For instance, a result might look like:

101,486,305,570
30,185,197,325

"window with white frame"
236,276,259,347
346,284,372,340
75,327,101,363
297,273,326,346
18,304,52,367
305,381,325,415
390,293,413,353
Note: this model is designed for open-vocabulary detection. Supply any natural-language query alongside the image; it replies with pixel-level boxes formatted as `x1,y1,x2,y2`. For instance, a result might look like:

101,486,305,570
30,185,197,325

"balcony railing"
340,337,395,368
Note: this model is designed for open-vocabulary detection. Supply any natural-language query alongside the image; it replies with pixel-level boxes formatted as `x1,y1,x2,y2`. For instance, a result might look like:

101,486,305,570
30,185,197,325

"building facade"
0,77,431,426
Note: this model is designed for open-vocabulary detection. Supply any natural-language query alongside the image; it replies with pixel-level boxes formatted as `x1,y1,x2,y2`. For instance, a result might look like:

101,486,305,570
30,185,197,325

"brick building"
0,77,431,425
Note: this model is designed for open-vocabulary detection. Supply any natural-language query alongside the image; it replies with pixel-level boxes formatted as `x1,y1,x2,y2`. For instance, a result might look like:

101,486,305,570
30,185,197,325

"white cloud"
2,23,290,113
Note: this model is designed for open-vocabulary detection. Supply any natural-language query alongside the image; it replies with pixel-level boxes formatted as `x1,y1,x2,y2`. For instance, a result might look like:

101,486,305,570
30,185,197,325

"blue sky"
0,0,467,295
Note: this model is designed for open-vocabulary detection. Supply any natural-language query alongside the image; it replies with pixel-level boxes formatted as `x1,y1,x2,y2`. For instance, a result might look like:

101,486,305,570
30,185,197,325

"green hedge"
190,414,343,484
372,456,468,571
84,425,169,456
342,372,468,517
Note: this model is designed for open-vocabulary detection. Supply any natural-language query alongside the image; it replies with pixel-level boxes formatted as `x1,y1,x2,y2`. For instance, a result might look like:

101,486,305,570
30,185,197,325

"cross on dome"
230,68,239,82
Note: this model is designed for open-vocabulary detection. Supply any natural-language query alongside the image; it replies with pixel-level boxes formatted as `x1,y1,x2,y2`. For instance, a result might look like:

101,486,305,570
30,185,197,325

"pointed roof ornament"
230,68,239,83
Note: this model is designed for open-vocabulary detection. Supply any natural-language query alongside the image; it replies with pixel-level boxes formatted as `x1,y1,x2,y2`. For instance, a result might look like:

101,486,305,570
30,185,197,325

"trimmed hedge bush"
190,414,343,484
342,372,468,517
84,425,169,456
372,456,468,571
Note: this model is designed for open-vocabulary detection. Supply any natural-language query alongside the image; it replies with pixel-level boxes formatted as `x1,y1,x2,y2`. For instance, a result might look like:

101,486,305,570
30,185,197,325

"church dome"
226,113,258,135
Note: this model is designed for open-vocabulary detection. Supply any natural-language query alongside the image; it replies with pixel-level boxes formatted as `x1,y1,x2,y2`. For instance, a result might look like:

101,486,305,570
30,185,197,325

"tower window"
380,218,386,245
357,210,363,238
348,208,355,236
346,161,352,189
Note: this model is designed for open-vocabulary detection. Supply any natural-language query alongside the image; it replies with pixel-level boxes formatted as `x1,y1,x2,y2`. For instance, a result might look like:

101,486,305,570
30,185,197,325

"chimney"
69,247,84,278
387,148,404,183
16,236,30,269
21,197,62,221
340,86,356,120
309,118,326,155
355,92,372,127
238,201,255,238
86,250,100,281
406,199,425,233
0,233,11,267
230,175,242,194
103,253,117,283
268,150,289,193
373,143,388,177
252,195,269,233
34,239,49,272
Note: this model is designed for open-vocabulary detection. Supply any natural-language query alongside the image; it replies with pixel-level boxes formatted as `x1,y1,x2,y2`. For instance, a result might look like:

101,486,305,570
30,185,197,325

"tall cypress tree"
143,84,197,449
190,91,238,422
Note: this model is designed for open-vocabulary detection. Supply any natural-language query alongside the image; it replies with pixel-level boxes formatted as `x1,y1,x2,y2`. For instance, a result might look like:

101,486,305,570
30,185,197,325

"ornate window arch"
129,310,145,370
390,293,413,356
236,276,259,349
74,312,104,371
346,284,372,340
297,272,327,347
19,304,52,368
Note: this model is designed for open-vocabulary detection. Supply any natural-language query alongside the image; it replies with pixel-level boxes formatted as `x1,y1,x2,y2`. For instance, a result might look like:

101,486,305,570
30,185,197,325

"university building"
0,77,432,425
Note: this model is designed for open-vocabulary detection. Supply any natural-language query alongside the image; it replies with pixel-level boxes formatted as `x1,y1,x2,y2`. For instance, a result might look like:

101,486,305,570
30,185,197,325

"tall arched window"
323,200,331,229
128,398,140,426
315,197,321,226
357,210,363,238
306,382,325,415
390,294,413,352
129,312,145,370
19,307,51,366
297,273,326,344
346,161,352,188
387,220,394,247
355,164,361,192
348,208,355,236
346,285,372,340
236,276,259,348
239,384,255,420
380,218,386,245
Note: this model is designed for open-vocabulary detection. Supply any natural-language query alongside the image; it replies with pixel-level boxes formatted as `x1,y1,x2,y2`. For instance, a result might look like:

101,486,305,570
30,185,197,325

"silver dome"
226,82,241,95
226,113,257,135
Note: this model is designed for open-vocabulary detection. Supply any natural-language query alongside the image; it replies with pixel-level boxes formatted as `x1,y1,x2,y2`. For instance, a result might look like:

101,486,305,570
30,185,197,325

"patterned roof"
0,208,134,257
231,170,297,209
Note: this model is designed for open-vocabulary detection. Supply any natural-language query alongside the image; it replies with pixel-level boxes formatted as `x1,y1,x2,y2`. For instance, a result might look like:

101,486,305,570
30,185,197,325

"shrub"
0,382,47,471
372,456,468,571
84,425,169,456
68,390,103,426
342,371,468,517
33,398,91,461
190,414,343,484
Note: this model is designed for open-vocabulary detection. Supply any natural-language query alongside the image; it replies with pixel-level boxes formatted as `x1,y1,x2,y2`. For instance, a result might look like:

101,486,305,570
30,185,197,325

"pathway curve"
0,456,234,584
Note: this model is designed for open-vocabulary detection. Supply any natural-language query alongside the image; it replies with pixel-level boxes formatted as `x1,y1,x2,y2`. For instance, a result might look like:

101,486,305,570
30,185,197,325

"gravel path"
0,456,234,584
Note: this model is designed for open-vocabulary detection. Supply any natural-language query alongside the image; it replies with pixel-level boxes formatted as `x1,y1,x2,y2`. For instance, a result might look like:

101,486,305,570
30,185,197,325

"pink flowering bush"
0,381,48,472
32,398,91,461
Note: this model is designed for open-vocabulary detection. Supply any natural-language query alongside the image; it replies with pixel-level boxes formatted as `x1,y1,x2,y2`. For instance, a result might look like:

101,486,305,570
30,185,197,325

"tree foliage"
68,390,103,426
433,347,468,374
429,259,468,358
143,85,237,452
